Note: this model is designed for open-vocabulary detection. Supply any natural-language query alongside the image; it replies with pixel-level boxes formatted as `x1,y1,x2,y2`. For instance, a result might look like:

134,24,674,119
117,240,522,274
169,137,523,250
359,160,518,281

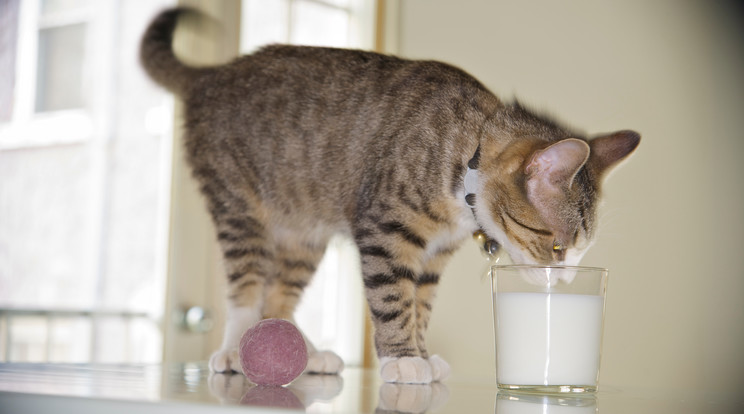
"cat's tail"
140,7,209,95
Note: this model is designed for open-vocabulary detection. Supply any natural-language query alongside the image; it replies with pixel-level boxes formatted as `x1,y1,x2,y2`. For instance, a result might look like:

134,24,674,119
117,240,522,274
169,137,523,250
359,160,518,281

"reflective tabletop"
0,363,741,413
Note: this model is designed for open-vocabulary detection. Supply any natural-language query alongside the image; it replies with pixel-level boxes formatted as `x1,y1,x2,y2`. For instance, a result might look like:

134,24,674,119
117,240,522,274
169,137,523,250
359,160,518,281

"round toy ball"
239,318,308,386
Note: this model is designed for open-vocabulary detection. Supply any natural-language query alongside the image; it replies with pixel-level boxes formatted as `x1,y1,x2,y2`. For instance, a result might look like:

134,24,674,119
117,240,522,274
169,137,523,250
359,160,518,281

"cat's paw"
209,348,243,373
289,374,344,405
305,350,345,375
379,356,433,384
427,354,450,382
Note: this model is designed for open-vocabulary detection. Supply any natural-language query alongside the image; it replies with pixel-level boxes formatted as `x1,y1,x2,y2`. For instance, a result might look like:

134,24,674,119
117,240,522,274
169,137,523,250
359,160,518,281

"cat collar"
465,145,501,259
464,145,480,208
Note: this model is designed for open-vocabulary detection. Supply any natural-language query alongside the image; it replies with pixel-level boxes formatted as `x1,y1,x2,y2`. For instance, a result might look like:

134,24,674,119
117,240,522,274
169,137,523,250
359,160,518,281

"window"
0,0,175,363
0,0,379,367
241,0,375,52
35,1,88,112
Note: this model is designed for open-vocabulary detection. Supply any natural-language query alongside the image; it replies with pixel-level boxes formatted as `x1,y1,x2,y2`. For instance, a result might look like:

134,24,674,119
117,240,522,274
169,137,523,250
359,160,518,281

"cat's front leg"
415,248,458,382
362,262,433,383
356,223,434,383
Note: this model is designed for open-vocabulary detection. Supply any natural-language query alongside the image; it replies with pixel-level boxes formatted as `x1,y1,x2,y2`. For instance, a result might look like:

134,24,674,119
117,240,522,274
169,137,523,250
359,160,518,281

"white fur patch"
464,167,479,197
379,356,434,384
424,202,477,262
209,306,262,373
305,350,345,374
427,354,450,381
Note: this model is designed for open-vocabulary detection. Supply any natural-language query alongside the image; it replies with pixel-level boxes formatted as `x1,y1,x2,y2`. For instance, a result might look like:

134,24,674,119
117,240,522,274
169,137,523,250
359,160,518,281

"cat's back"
187,45,489,118
184,44,491,159
182,45,499,225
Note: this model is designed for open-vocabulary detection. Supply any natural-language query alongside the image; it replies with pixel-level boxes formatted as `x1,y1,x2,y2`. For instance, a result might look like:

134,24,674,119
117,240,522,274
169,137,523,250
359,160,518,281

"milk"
495,292,604,387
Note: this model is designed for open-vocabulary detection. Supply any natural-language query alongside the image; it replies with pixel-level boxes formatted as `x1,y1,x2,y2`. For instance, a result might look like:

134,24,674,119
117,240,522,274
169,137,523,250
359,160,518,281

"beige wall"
394,0,744,392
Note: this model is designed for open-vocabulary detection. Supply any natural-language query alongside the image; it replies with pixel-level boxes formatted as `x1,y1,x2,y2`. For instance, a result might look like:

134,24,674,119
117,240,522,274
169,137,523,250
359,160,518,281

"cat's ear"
525,138,590,190
587,130,641,178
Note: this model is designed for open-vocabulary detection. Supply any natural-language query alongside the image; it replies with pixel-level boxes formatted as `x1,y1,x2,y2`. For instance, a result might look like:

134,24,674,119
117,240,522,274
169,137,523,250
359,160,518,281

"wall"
395,0,744,393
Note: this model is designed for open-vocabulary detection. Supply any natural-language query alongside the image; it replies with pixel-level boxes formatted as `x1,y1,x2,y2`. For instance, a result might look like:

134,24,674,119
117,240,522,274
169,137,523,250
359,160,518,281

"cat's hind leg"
205,209,274,371
263,235,344,375
189,157,275,373
208,213,274,372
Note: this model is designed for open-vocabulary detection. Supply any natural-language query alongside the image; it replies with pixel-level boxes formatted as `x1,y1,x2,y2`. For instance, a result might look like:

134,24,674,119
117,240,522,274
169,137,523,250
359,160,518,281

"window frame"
0,0,112,150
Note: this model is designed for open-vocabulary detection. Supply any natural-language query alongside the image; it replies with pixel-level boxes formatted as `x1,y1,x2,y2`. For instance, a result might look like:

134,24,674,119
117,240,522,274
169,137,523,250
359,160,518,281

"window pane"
49,317,91,362
9,316,48,362
91,316,160,364
242,0,289,53
40,0,89,17
35,23,86,112
291,0,349,48
93,316,127,363
0,146,99,310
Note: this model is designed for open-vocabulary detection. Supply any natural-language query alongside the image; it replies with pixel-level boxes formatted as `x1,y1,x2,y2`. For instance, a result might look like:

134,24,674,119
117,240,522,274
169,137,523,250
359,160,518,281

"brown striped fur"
140,8,639,383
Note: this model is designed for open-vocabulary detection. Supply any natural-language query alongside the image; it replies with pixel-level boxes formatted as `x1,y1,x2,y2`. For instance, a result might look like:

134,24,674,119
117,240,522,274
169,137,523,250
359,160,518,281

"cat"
140,8,640,384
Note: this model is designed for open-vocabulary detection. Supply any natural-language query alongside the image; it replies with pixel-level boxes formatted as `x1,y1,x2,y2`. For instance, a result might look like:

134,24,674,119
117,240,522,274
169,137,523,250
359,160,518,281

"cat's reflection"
495,391,597,413
376,382,450,413
207,373,248,404
208,373,343,409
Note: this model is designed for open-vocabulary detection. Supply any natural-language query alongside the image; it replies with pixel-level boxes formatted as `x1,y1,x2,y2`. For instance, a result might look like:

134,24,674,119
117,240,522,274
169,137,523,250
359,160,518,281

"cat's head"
476,124,640,266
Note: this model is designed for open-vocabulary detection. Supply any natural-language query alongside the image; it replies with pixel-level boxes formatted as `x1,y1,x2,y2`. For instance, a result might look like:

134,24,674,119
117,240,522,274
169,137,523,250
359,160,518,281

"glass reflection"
496,391,597,414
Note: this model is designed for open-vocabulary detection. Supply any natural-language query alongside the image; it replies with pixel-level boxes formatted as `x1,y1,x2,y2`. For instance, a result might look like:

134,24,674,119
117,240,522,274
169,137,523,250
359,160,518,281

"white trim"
0,110,93,150
0,0,101,150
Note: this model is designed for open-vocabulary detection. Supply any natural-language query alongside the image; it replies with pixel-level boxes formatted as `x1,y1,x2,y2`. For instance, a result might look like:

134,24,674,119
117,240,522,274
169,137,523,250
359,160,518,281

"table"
0,363,741,413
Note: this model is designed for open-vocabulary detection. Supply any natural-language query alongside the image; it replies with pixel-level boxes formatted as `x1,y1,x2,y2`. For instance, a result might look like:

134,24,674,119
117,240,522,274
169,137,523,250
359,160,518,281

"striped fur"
140,8,639,382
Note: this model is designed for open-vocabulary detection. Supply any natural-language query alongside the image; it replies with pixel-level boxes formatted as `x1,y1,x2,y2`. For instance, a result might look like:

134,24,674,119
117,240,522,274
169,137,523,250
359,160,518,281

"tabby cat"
140,8,639,384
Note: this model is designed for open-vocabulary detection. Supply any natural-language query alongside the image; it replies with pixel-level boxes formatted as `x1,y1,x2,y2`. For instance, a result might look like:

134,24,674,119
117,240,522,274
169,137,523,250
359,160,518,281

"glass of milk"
491,265,608,393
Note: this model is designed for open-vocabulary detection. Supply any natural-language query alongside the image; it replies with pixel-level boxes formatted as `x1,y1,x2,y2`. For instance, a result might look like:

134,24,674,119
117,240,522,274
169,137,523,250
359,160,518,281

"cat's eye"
552,241,563,252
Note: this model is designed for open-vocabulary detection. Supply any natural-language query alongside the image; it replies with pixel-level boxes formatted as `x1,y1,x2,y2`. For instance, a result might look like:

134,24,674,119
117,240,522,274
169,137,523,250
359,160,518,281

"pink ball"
239,318,308,386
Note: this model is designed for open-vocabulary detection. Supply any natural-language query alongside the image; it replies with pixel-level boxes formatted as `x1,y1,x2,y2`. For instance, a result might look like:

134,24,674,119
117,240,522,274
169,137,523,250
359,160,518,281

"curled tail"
140,7,206,95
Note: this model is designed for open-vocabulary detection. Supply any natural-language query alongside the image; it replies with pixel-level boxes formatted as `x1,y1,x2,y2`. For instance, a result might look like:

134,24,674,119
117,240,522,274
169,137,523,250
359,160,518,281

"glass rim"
490,264,608,273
